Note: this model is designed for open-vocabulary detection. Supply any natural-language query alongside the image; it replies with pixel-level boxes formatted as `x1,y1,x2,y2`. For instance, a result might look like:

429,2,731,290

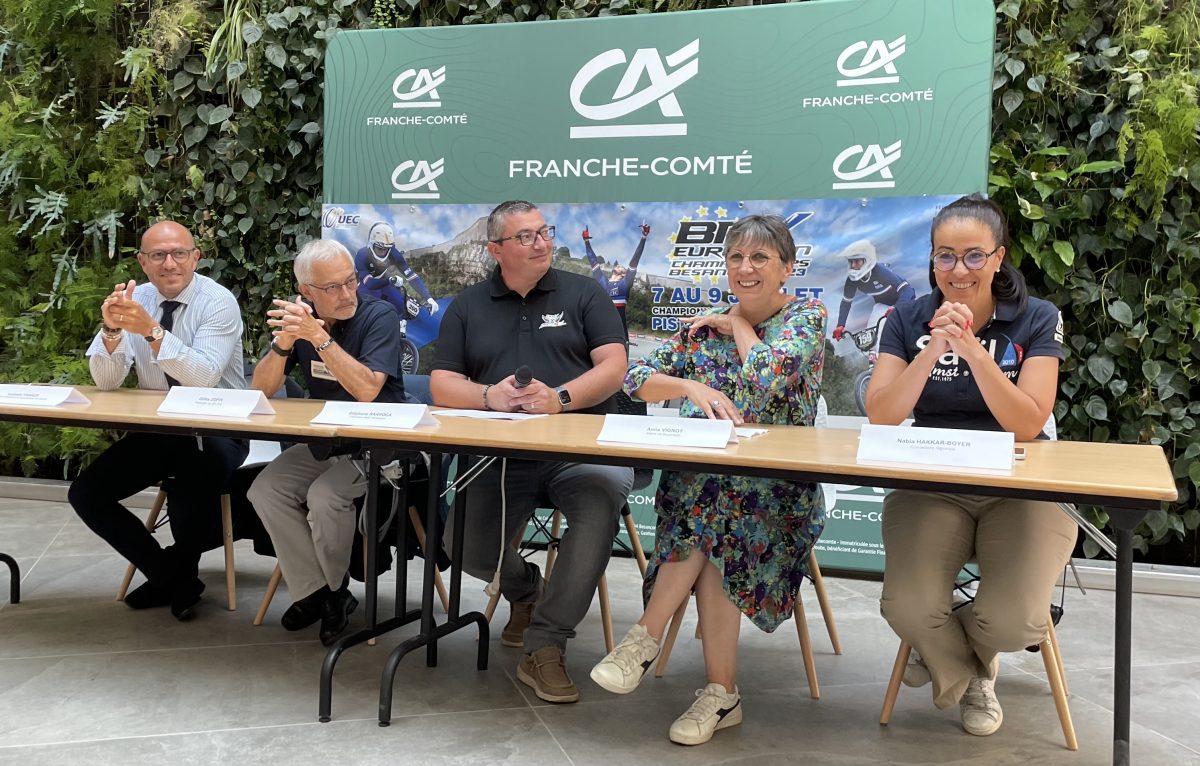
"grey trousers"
879,490,1078,709
446,458,633,654
247,445,367,601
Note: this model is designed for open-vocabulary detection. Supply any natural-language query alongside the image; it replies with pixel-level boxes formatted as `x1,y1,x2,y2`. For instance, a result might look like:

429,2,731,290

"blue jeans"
446,459,633,653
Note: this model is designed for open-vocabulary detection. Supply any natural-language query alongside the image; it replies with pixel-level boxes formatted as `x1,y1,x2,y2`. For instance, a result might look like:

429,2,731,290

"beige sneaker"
668,683,742,745
960,676,1003,736
590,623,660,694
517,646,579,703
501,600,534,648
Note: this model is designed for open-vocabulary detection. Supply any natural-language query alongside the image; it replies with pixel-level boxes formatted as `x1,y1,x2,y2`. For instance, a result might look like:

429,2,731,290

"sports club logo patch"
539,312,567,329
569,40,700,139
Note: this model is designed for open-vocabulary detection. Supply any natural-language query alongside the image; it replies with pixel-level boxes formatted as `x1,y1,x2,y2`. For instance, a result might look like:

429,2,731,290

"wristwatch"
144,325,165,343
555,386,572,412
269,339,291,358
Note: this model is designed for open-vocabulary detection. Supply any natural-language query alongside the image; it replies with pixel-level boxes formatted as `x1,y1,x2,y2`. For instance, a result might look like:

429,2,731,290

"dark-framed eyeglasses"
306,274,358,296
931,246,1001,272
491,226,556,247
139,248,197,264
725,252,778,269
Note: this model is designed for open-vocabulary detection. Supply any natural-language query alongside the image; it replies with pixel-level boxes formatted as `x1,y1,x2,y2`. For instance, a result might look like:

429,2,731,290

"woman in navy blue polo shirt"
865,194,1077,737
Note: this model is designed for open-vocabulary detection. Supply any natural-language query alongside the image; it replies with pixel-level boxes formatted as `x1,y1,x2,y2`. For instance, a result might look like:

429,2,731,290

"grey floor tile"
0,708,569,766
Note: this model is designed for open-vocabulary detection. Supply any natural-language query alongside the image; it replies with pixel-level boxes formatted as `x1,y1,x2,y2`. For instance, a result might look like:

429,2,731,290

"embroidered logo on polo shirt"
539,312,567,329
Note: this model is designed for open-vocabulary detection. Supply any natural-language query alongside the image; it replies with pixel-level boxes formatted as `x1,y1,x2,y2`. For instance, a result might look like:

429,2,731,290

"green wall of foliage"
0,0,1197,561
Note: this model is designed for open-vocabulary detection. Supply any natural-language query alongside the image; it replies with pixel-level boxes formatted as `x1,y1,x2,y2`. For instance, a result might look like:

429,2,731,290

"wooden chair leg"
794,590,820,699
655,596,689,678
1048,618,1068,696
407,505,450,613
483,590,501,623
544,511,563,580
253,564,283,626
808,552,842,654
598,574,614,653
118,488,167,600
1041,628,1078,750
879,642,910,725
622,510,649,579
220,494,236,611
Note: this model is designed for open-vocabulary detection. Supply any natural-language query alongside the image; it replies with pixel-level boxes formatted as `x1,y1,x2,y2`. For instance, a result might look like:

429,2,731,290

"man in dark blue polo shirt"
248,239,404,646
432,200,634,704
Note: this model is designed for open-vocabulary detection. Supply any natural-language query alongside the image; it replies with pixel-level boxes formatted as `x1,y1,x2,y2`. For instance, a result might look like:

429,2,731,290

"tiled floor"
1,497,1199,765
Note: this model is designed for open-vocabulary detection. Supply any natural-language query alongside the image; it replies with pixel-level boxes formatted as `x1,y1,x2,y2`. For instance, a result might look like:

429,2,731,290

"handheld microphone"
514,365,533,389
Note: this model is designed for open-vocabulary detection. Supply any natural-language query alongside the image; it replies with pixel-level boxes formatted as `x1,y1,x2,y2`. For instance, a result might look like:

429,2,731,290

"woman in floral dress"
589,213,826,745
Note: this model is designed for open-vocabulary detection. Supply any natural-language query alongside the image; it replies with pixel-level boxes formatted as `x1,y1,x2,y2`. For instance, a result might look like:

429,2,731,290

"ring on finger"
711,400,722,409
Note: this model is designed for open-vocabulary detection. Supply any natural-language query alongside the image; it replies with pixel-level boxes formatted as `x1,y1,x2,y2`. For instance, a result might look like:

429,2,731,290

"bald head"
137,221,202,299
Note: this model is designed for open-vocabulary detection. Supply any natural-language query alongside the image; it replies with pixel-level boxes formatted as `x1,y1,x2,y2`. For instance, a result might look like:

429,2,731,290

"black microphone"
514,365,533,389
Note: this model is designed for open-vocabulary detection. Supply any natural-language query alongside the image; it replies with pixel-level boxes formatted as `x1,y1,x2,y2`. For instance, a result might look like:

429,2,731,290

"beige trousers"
880,490,1078,709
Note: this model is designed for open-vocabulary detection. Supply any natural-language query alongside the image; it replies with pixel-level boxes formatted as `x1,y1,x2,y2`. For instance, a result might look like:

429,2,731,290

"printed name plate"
597,413,735,449
310,401,438,430
857,424,1014,471
0,384,91,407
157,388,277,419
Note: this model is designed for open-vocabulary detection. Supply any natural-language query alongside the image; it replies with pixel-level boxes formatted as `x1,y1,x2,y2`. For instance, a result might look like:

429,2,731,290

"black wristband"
269,339,291,358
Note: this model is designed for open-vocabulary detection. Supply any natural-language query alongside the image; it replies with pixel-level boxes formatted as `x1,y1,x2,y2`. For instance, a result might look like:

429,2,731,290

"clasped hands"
486,375,562,415
928,301,981,357
267,298,327,350
101,280,154,337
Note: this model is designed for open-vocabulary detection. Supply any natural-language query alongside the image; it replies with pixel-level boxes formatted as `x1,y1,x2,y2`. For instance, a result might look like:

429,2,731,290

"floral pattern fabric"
626,298,827,633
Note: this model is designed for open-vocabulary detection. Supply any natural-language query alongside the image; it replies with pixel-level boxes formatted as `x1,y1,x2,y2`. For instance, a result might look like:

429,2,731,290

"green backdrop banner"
325,0,995,205
323,0,996,574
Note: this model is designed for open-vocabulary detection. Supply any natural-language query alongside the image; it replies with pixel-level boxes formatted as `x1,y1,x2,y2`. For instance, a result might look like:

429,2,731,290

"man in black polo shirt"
432,200,634,704
248,239,405,646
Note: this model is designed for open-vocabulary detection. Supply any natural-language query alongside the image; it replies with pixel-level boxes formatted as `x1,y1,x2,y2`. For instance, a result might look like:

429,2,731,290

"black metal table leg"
0,552,18,604
1107,507,1150,766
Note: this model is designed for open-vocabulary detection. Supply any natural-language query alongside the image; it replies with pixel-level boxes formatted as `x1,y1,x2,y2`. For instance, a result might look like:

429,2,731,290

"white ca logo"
569,39,700,139
392,66,446,108
836,36,905,87
832,141,902,190
391,159,445,200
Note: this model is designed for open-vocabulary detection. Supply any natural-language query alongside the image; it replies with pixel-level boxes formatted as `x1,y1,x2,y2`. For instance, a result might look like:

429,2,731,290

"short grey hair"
294,239,354,284
725,214,796,266
487,200,539,242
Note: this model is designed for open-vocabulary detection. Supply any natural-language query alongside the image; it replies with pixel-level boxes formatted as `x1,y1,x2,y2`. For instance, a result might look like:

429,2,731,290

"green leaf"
144,149,161,168
299,121,320,134
1145,509,1169,537
1087,354,1115,384
1108,300,1133,326
1051,240,1075,266
206,105,234,125
1183,508,1200,530
241,88,262,109
226,61,246,81
231,161,249,182
1084,396,1108,421
184,124,208,147
1001,90,1024,115
1073,160,1125,175
1004,58,1026,78
265,44,287,70
1142,359,1161,382
242,22,263,45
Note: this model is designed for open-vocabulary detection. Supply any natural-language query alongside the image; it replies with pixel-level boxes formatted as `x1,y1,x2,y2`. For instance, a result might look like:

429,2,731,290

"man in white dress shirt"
68,221,248,621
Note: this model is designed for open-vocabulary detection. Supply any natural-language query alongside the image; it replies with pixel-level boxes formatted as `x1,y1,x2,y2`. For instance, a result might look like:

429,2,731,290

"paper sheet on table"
434,409,547,420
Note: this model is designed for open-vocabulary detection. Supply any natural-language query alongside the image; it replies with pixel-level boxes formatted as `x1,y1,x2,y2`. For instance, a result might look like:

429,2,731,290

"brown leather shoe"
517,646,579,703
501,599,535,648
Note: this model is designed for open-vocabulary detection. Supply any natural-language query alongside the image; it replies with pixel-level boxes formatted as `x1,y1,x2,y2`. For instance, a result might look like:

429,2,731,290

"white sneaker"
668,683,743,745
960,676,1003,736
902,650,932,688
590,623,660,694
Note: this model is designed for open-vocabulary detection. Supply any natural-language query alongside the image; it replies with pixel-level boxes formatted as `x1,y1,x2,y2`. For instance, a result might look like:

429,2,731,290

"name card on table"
857,424,1015,472
310,401,438,430
157,387,276,419
597,413,736,449
0,384,91,407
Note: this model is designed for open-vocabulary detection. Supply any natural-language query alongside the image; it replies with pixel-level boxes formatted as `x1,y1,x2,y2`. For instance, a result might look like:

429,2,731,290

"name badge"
310,401,439,430
0,384,91,408
597,413,736,449
856,423,1015,472
311,360,338,382
157,387,277,419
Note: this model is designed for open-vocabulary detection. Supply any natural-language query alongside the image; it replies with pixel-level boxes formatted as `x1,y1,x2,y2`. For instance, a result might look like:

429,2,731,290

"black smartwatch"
555,386,572,412
269,339,291,358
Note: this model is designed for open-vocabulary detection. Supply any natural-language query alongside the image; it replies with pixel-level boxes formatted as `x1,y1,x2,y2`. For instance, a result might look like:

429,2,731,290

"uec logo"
391,159,445,200
836,36,905,87
569,39,700,139
392,66,446,108
322,207,361,228
832,141,902,190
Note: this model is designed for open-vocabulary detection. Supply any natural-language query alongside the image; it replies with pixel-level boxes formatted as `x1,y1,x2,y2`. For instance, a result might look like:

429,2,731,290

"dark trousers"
68,433,249,584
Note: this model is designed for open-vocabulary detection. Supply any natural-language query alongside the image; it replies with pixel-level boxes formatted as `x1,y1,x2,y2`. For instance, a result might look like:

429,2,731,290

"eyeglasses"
306,274,358,296
492,226,556,247
724,252,778,269
931,246,1001,272
139,248,196,264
